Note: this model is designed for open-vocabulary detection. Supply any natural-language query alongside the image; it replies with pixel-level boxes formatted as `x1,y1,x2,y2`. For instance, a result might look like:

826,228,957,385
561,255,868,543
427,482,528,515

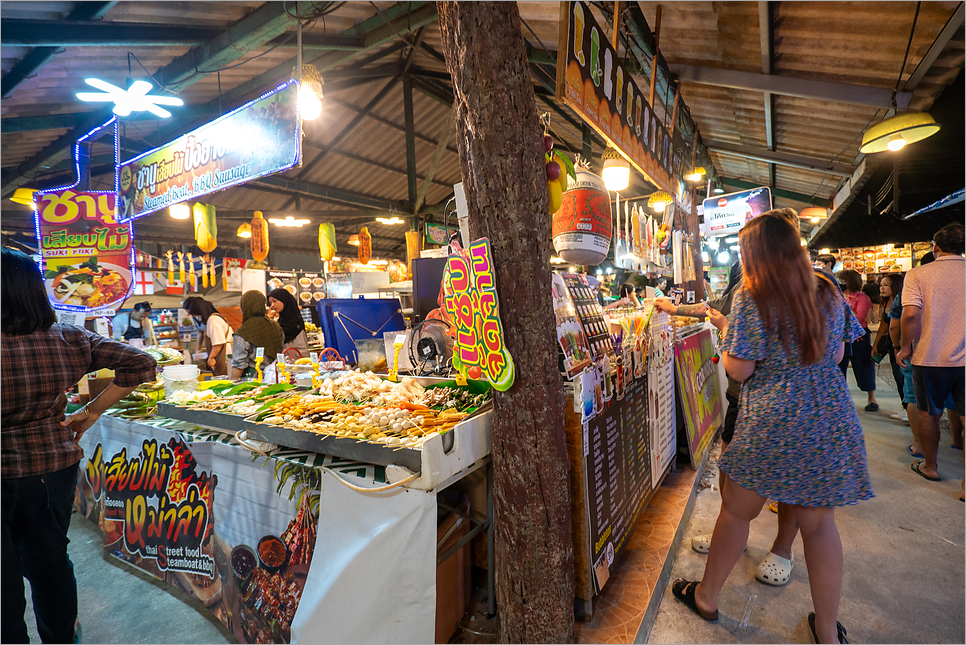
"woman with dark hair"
603,282,641,310
183,296,232,376
231,290,284,380
671,212,871,644
267,288,308,354
873,274,904,400
1,247,156,644
836,268,879,411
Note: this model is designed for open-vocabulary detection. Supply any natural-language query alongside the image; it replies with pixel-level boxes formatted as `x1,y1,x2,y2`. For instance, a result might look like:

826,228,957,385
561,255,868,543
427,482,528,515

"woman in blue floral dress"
672,210,873,644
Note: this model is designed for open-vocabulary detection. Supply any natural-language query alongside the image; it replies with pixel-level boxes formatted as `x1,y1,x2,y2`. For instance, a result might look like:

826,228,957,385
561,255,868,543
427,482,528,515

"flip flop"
906,445,924,458
952,444,963,451
911,461,940,481
671,579,718,621
808,611,849,644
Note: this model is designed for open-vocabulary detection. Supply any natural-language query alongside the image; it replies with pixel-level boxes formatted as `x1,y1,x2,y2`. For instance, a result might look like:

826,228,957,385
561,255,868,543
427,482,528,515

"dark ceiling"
812,69,965,249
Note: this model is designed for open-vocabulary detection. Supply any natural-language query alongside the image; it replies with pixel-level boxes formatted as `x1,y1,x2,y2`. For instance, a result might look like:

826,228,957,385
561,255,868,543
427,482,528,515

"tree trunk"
436,3,575,642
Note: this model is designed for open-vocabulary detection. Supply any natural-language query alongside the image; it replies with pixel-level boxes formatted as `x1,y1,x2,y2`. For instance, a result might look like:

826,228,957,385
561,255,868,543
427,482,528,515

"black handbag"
876,331,893,356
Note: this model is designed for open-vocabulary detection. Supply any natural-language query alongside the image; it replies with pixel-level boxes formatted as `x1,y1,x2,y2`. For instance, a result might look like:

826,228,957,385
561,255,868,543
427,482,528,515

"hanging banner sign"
34,189,135,315
674,329,722,469
442,239,515,390
700,187,773,238
556,1,692,205
116,80,301,222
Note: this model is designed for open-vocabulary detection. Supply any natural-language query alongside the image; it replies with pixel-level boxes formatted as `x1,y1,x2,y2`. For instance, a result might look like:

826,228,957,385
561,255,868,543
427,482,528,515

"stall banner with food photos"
443,238,515,390
76,415,437,644
674,329,722,469
35,189,135,315
116,80,301,222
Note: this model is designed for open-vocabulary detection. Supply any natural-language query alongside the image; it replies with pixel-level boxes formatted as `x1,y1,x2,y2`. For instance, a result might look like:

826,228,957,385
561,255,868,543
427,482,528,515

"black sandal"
808,611,849,644
671,579,719,621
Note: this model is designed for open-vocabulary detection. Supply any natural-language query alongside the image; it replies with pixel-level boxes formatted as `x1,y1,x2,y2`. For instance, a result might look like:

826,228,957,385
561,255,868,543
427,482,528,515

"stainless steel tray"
156,403,247,434
242,420,424,473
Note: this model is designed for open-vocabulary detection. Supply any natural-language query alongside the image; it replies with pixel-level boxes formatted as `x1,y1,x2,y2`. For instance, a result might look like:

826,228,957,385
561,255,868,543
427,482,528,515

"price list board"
583,372,652,594
561,273,616,362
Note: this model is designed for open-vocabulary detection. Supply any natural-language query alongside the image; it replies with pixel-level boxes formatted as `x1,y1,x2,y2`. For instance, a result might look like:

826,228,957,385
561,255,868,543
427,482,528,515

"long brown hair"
739,210,837,365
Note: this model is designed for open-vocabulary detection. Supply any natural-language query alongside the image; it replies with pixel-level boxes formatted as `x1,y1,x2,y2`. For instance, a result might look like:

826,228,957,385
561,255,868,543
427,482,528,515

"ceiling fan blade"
127,80,153,96
84,78,122,94
76,92,114,102
143,103,172,119
148,96,185,106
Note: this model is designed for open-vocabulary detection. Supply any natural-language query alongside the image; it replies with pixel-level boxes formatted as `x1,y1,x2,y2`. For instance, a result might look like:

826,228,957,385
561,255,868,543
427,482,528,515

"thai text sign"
116,80,301,221
556,1,691,201
700,187,773,238
35,189,134,315
674,329,722,468
443,239,515,390
85,438,218,578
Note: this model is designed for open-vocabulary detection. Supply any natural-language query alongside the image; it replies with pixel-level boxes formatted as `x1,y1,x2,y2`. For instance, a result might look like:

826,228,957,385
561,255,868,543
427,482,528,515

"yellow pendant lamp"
859,112,940,154
647,191,673,213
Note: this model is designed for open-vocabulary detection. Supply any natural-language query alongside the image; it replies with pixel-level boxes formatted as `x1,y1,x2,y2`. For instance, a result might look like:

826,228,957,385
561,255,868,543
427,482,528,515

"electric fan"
408,319,454,375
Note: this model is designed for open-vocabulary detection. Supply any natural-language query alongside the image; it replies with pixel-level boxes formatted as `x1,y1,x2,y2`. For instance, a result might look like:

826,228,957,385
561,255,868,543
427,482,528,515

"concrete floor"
21,514,234,644
13,370,964,644
649,372,966,644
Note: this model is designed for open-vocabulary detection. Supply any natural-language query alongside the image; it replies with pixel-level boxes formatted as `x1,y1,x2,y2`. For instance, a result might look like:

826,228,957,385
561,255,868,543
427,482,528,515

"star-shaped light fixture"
76,79,184,118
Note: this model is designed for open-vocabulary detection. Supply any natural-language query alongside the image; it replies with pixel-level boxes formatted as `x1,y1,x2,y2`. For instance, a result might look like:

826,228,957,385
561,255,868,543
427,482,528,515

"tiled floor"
576,463,701,644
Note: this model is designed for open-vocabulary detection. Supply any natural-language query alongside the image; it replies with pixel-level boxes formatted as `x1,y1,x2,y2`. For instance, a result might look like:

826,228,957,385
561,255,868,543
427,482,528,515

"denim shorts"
912,365,965,416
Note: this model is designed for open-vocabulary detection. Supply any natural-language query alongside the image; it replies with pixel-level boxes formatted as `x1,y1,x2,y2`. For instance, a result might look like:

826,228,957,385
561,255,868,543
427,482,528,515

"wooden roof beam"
1,1,296,198
720,177,831,207
671,65,912,109
0,2,116,99
707,140,853,177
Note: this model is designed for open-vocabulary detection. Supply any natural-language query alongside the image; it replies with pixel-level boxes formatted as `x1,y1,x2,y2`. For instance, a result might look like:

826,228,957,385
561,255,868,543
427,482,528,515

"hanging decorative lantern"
318,222,337,261
250,211,270,262
551,167,613,266
193,203,217,252
358,226,372,265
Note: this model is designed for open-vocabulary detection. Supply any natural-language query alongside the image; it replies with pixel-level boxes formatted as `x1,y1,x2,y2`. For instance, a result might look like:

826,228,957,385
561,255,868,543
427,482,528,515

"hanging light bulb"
685,167,707,182
717,251,731,264
347,234,361,246
169,203,190,219
601,146,630,192
296,65,324,121
236,223,252,238
859,111,939,154
647,191,673,213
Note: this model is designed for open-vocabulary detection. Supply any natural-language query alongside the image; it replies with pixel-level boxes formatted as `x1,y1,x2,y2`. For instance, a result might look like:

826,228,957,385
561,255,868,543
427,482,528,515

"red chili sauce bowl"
257,535,289,574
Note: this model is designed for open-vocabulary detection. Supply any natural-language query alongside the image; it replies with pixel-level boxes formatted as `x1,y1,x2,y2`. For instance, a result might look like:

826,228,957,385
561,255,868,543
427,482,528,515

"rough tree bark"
436,2,575,643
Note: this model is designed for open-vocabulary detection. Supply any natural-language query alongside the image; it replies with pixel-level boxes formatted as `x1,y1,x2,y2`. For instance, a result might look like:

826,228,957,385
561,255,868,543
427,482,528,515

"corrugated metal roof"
1,1,962,258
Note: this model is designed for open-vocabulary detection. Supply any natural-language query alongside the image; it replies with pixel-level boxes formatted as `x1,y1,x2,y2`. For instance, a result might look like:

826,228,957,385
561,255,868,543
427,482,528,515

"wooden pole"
612,1,621,50
437,3,575,641
669,81,680,136
649,4,662,108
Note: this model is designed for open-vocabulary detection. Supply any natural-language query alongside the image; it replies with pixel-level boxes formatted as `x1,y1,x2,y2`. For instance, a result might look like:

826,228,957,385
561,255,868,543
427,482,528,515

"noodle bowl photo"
45,257,131,308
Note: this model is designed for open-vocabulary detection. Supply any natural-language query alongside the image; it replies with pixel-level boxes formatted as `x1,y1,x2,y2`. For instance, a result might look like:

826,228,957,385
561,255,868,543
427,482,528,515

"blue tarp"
905,188,966,219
